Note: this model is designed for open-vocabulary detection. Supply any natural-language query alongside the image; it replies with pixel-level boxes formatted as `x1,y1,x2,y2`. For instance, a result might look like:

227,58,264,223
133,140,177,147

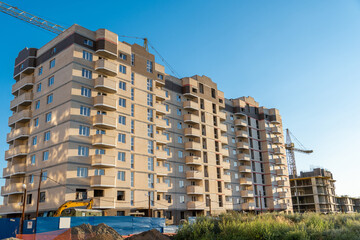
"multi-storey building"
336,196,359,213
290,168,336,213
0,24,292,223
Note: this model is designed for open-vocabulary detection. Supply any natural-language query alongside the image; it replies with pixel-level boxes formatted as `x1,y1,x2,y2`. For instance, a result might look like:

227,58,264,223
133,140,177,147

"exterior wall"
0,24,293,223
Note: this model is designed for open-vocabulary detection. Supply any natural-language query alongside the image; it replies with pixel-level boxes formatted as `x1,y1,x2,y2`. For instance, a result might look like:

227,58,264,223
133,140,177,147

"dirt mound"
54,223,124,240
126,229,171,240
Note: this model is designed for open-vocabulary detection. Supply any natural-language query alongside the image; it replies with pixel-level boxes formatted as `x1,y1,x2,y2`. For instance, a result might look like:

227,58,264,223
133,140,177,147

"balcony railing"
3,163,26,177
155,118,170,129
186,171,203,180
8,110,31,126
91,155,116,167
95,59,117,76
234,119,247,127
237,153,250,161
186,185,203,195
90,175,115,188
184,142,201,151
184,128,200,137
7,127,30,142
92,114,116,129
239,165,251,173
10,92,33,110
235,130,248,138
183,114,199,123
93,95,117,111
241,202,256,210
12,75,34,94
183,101,199,110
237,142,249,150
1,183,24,195
94,77,117,93
240,190,254,198
92,134,116,148
187,201,205,210
5,145,28,160
240,178,252,185
185,156,202,165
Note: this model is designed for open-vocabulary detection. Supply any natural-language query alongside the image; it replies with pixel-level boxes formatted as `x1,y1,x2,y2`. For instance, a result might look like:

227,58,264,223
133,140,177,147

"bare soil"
126,229,171,240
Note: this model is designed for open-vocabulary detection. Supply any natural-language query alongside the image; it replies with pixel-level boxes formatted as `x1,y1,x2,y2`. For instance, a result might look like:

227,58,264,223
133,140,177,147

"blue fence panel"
36,217,60,233
0,218,20,239
22,219,36,235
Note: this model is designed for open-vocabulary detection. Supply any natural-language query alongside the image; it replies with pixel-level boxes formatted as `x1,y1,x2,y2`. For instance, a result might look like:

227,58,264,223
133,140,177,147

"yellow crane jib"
54,199,93,217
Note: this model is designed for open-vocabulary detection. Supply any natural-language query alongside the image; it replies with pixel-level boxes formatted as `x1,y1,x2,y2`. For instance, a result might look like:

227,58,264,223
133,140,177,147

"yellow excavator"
54,199,94,217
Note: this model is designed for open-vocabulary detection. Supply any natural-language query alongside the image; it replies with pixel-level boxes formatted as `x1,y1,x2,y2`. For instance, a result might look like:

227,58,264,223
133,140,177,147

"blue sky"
0,0,359,202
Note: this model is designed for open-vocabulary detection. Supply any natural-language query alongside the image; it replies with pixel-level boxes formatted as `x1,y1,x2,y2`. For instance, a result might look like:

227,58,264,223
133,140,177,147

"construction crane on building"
285,128,313,178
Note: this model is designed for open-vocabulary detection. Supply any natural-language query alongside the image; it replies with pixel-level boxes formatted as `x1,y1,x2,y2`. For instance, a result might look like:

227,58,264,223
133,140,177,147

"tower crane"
285,128,313,177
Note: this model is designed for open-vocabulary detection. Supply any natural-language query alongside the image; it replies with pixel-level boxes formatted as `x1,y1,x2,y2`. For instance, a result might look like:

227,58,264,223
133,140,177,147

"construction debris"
55,223,124,240
126,229,171,240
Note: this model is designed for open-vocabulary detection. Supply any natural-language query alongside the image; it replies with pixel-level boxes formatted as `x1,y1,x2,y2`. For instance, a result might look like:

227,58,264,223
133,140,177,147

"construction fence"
0,216,166,239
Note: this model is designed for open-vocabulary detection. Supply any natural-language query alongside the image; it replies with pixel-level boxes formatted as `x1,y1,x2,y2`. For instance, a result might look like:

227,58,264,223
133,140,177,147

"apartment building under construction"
290,168,337,213
336,196,360,213
0,24,292,223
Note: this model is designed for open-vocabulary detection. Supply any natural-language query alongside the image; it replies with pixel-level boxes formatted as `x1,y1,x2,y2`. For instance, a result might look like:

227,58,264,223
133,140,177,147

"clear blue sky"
0,0,359,203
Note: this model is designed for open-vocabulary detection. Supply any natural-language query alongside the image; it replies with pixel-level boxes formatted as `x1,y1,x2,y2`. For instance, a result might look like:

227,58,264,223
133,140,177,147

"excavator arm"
54,199,93,217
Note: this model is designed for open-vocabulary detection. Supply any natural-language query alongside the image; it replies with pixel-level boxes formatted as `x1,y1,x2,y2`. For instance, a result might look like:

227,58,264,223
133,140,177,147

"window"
147,79,153,91
76,189,87,200
42,171,47,182
230,115,234,120
48,76,54,86
80,106,90,116
40,192,46,202
177,109,182,116
178,136,183,143
32,136,37,146
34,118,39,127
147,60,153,73
147,124,153,137
235,173,239,179
199,83,204,93
44,131,51,142
78,146,89,156
147,93,153,106
131,172,134,187
180,195,185,203
211,88,216,98
49,59,55,69
95,169,105,176
42,151,49,161
131,120,134,133
131,72,135,84
31,155,36,165
95,149,106,155
131,191,134,206
118,152,125,161
51,47,56,55
148,174,154,188
119,53,127,60
84,39,93,46
148,140,154,154
81,87,91,97
178,151,183,158
77,167,88,178
179,180,184,188
47,94,53,104
179,165,184,173
177,95,181,102
119,98,126,107
165,104,169,112
119,65,126,74
29,175,34,184
118,133,126,143
165,90,169,98
147,109,153,121
131,53,135,65
119,81,126,90
79,125,90,136
231,126,235,132
82,68,92,79
117,191,125,201
131,154,134,168
131,88,134,100
118,171,125,181
131,137,134,150
38,67,43,76
83,50,93,61
36,83,42,92
177,122,182,129
43,113,51,124
35,100,40,110
158,74,164,80
131,104,134,117
165,118,169,126
118,115,126,125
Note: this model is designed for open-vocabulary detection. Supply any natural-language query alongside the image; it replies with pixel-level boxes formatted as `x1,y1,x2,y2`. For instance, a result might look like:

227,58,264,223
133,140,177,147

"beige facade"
0,24,292,223
336,196,360,213
290,168,337,213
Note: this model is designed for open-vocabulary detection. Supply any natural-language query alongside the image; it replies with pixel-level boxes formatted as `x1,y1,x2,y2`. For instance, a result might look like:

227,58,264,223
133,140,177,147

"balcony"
156,133,170,145
183,114,199,123
155,118,169,129
92,114,116,129
223,188,232,195
237,153,250,161
276,169,287,176
278,203,288,209
221,148,229,157
156,150,171,160
277,180,287,187
155,103,169,115
235,119,247,127
92,134,116,148
222,174,231,182
93,197,115,209
0,203,22,213
10,92,33,110
95,59,117,76
94,77,117,93
239,165,251,173
154,88,168,101
8,109,31,126
187,201,205,210
273,147,286,155
219,123,227,132
279,192,287,198
1,183,24,195
157,166,170,176
272,137,283,145
12,75,34,94
91,155,116,167
237,142,249,150
5,145,28,160
185,156,202,165
235,130,248,138
240,178,252,185
220,135,228,145
187,185,203,195
275,157,286,165
93,95,117,111
222,161,231,169
271,126,282,134
186,171,203,180
241,202,256,210
3,163,26,178
90,175,115,188
184,142,201,151
241,190,254,198
156,183,170,192
183,101,199,110
184,128,200,137
7,127,30,143
218,111,226,120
